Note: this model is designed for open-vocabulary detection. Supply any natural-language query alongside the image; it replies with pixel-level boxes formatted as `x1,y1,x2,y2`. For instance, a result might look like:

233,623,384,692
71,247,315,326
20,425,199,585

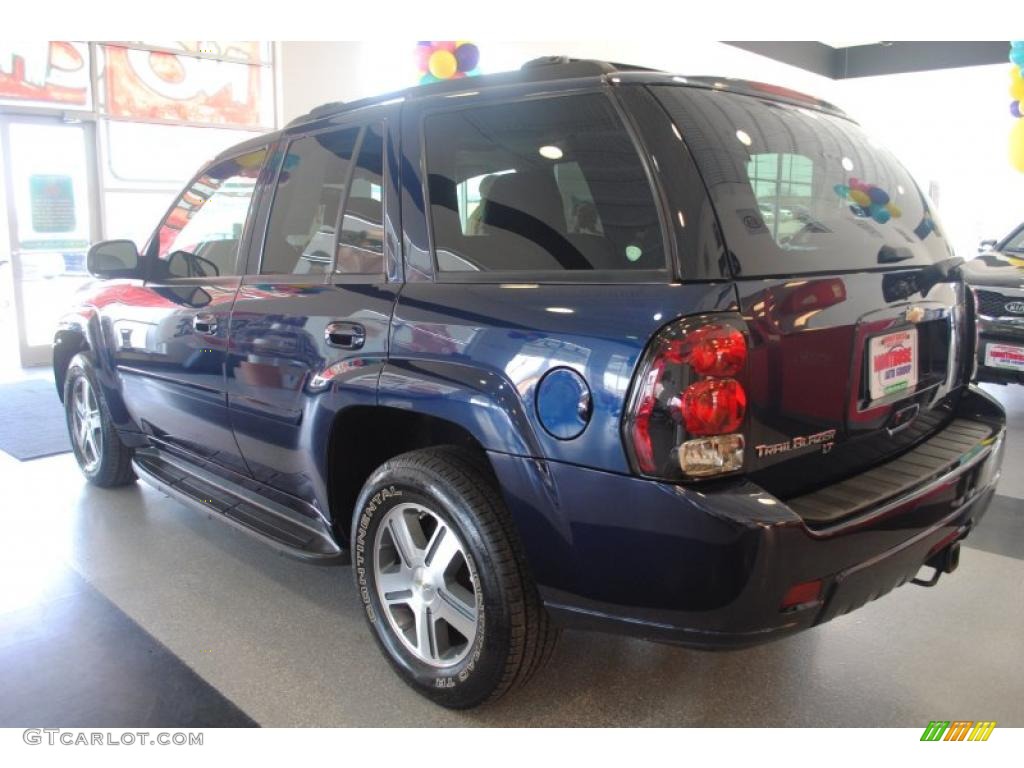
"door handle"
193,312,218,335
325,321,365,349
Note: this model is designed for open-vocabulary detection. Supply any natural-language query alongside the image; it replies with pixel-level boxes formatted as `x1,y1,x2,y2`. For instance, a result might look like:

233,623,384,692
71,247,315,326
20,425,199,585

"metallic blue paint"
54,72,1008,650
535,367,591,440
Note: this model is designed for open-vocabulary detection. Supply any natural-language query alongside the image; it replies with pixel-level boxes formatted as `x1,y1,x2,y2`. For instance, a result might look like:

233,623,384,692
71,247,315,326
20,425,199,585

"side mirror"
87,240,141,279
978,239,998,253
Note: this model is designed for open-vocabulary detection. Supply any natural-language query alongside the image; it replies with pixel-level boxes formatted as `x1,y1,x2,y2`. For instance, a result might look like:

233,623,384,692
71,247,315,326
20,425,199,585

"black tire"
351,446,558,708
63,353,136,488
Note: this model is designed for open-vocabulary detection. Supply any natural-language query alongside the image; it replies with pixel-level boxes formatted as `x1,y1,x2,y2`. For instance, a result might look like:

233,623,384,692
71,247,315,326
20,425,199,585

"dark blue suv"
55,58,1007,708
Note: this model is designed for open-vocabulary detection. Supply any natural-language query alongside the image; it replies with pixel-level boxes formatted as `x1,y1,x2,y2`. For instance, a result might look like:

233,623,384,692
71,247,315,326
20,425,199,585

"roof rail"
520,56,661,76
283,55,843,129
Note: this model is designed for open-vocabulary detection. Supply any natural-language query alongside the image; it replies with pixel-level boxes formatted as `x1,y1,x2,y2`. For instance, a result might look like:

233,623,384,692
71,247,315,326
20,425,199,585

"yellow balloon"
1011,117,1024,173
885,202,902,218
849,189,871,207
428,49,457,80
1011,77,1024,102
1012,66,1023,83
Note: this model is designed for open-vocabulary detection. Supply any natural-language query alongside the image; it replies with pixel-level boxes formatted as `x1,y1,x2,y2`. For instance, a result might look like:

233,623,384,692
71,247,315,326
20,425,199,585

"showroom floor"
0,381,1021,728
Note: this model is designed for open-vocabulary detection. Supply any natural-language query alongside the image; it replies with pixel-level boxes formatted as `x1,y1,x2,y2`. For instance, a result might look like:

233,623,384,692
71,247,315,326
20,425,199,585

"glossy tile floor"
0,381,1022,727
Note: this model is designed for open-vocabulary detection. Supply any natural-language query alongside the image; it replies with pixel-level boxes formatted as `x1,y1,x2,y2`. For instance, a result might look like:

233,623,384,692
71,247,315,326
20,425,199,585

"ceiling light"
736,129,752,146
539,145,563,160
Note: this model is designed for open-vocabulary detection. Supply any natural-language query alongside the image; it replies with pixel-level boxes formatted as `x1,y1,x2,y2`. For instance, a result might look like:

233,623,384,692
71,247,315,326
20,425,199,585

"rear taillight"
624,315,749,480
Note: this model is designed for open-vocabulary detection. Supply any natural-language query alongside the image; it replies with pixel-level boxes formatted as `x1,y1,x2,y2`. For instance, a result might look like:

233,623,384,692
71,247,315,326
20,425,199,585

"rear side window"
653,86,953,276
425,93,664,274
336,122,385,275
261,127,359,275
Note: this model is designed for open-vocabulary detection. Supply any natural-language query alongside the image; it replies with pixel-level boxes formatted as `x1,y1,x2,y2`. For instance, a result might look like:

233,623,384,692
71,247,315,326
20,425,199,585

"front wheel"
64,353,136,487
352,447,558,708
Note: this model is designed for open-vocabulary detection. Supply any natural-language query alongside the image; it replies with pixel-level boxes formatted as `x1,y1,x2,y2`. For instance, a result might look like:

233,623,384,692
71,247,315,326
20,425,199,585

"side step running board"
133,449,348,564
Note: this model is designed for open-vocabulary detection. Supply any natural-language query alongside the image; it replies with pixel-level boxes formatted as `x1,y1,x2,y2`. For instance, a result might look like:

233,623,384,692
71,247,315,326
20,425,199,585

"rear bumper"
490,386,1006,648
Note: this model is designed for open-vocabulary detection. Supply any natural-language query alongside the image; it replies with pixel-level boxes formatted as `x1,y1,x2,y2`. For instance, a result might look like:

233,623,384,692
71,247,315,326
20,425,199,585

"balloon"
1013,101,1022,118
1011,77,1024,102
885,202,902,218
428,49,458,80
420,73,440,85
833,183,850,197
1012,65,1024,83
1011,117,1024,172
434,41,457,52
871,205,891,224
455,42,480,72
415,43,433,71
849,189,871,207
1012,49,1024,68
868,186,890,206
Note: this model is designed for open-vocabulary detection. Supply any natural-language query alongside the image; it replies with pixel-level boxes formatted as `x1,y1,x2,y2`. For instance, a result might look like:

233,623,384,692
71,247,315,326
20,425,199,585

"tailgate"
739,272,970,499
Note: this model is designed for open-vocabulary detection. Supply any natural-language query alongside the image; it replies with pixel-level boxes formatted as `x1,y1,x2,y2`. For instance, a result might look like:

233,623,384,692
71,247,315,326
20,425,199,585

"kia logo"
1007,301,1024,314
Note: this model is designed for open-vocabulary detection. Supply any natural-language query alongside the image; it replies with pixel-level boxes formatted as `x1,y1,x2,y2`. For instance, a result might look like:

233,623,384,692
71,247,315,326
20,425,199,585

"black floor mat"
0,567,257,727
0,377,70,461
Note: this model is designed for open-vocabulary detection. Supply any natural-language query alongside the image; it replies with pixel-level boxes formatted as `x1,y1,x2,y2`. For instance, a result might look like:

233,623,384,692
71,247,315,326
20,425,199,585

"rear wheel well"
327,407,494,541
53,331,89,402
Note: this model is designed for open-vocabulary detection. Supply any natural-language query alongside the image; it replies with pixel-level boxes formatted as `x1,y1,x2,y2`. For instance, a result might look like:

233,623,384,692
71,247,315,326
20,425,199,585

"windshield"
1001,225,1024,253
652,86,955,276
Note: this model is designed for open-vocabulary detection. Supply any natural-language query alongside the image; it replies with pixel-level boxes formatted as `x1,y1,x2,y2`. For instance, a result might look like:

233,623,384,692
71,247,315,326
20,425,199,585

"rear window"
424,93,665,274
653,86,954,276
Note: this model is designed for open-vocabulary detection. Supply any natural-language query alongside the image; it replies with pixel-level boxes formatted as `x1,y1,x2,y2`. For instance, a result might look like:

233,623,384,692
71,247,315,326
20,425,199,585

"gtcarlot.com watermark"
23,729,203,746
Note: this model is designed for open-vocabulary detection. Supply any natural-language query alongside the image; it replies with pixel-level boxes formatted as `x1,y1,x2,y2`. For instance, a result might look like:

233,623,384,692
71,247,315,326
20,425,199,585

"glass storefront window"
134,42,272,65
97,44,274,128
0,42,92,111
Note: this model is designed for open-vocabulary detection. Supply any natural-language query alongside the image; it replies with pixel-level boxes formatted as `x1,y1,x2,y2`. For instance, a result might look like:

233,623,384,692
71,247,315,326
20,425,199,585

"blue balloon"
833,183,850,197
1010,49,1024,67
868,186,890,206
1013,101,1023,118
871,206,891,224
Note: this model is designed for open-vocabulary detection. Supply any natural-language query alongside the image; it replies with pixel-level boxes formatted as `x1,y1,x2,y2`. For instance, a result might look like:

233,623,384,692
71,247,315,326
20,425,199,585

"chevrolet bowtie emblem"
905,306,926,323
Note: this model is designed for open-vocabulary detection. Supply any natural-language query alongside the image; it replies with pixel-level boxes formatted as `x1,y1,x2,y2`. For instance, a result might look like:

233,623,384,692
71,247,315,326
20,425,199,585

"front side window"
151,147,266,278
425,93,665,274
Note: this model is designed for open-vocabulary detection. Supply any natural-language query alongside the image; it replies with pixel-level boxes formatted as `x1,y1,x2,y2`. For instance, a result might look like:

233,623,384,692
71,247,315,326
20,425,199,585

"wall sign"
29,175,77,233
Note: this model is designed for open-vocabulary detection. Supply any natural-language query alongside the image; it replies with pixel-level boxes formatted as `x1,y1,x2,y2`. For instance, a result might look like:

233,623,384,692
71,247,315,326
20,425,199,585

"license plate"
985,342,1024,371
868,328,918,401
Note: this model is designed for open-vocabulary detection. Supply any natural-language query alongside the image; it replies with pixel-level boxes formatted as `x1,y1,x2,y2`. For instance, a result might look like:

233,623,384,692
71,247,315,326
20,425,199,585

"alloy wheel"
71,377,103,473
373,502,480,667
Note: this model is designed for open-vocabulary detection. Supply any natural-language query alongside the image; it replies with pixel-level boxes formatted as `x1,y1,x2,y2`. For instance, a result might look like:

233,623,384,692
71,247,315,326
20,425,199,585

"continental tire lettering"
355,486,402,625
